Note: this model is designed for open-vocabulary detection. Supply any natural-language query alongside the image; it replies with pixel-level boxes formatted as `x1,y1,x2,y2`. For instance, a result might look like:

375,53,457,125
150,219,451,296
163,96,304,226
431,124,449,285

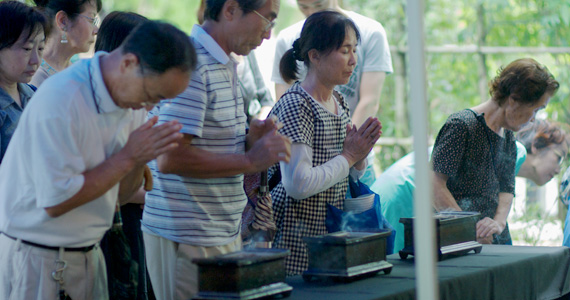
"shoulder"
443,110,476,127
277,20,304,40
346,11,386,34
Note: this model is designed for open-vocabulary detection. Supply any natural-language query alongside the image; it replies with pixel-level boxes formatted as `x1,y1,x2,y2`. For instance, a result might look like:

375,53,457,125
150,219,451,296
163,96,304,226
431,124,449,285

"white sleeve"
280,142,350,199
271,33,289,85
349,158,367,181
30,115,85,208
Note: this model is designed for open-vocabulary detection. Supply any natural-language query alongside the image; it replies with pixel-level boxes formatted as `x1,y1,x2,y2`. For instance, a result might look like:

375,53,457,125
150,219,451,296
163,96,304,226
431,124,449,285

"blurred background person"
271,0,393,187
31,0,101,87
270,11,382,275
95,11,154,300
0,1,49,163
431,58,559,245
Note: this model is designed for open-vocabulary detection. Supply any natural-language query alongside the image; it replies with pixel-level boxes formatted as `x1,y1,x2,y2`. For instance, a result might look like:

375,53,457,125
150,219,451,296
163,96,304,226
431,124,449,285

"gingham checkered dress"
269,82,351,275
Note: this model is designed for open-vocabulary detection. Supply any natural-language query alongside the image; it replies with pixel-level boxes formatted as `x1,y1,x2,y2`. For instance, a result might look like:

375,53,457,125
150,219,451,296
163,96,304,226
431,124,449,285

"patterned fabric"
142,25,248,247
269,82,352,275
432,109,516,244
271,10,393,113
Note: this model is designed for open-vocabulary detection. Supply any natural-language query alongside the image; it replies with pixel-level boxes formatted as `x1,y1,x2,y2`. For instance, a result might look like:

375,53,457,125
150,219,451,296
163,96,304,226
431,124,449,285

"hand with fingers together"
246,128,291,173
341,117,383,167
121,116,183,166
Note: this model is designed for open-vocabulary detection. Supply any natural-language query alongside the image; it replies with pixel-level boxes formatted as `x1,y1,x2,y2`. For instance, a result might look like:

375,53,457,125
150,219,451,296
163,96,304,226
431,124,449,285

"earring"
61,29,68,44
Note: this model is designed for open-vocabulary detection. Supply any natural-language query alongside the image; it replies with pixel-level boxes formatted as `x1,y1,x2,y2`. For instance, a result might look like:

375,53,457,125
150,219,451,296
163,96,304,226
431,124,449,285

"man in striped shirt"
141,1,289,299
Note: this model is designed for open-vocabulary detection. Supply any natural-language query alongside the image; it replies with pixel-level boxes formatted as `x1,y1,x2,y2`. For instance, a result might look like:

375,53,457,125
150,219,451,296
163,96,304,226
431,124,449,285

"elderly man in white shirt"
0,21,196,300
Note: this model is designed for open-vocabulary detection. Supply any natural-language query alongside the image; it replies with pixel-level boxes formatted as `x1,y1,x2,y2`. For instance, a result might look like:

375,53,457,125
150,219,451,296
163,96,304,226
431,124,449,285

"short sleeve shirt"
431,109,516,222
142,25,248,247
0,52,142,247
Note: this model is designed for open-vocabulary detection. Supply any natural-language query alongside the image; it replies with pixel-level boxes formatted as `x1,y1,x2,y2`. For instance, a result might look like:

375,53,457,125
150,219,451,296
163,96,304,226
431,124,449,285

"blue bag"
326,179,396,254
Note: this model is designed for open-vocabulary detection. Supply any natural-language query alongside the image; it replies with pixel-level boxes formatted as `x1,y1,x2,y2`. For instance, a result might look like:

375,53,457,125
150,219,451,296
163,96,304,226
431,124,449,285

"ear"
119,53,141,75
222,0,239,22
308,49,320,64
55,11,69,31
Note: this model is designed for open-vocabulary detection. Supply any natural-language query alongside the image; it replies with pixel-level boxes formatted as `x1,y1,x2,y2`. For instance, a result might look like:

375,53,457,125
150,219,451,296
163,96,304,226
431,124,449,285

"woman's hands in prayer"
342,117,382,167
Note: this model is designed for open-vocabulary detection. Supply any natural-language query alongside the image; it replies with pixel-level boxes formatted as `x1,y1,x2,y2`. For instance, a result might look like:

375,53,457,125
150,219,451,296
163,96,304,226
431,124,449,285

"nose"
30,48,41,66
263,29,272,40
93,26,99,35
349,52,357,65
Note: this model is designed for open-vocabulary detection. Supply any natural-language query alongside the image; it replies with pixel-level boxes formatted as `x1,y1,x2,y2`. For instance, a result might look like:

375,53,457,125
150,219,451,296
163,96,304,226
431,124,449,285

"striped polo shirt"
142,25,247,247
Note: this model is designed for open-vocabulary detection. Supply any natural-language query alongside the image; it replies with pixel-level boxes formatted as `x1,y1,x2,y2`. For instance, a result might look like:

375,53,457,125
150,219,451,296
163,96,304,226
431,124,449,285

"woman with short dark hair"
30,0,102,87
0,1,49,163
270,10,382,275
432,58,559,245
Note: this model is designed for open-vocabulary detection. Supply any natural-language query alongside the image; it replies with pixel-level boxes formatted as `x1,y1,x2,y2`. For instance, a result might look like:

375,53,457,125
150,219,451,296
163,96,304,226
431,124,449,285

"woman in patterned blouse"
431,58,559,244
268,11,382,275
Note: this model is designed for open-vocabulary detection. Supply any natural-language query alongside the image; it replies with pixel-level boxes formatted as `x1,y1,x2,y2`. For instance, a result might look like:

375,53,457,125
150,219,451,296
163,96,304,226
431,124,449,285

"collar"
89,51,121,114
191,25,231,65
0,83,34,110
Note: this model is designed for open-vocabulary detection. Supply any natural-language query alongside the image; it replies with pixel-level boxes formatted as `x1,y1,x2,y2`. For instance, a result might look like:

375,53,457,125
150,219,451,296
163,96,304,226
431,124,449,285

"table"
285,245,570,300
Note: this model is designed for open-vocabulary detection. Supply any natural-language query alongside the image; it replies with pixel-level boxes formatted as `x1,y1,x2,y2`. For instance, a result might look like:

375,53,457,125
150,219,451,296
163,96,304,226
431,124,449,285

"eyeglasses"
138,66,156,108
252,10,275,33
76,14,100,27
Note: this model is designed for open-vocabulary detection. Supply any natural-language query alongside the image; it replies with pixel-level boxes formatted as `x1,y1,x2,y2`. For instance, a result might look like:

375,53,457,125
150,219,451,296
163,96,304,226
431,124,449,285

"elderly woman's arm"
475,192,512,243
432,171,462,211
280,142,365,199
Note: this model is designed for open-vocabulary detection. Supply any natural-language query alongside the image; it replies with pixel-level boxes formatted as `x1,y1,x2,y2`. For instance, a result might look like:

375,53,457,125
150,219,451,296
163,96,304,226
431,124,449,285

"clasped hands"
342,117,383,168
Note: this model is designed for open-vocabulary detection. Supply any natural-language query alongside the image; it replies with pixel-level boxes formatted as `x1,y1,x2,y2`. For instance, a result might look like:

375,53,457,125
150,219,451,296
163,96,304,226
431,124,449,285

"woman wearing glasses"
432,58,560,245
31,0,101,88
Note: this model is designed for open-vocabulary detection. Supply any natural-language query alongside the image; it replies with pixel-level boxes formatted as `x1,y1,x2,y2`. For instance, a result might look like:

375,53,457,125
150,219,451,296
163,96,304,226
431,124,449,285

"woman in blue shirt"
0,1,49,163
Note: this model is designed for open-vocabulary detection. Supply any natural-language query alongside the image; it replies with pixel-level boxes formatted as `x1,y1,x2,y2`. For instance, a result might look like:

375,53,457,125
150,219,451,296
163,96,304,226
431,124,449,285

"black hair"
279,10,360,83
489,58,560,106
204,0,266,21
33,0,102,23
95,11,148,52
0,1,50,51
121,21,197,74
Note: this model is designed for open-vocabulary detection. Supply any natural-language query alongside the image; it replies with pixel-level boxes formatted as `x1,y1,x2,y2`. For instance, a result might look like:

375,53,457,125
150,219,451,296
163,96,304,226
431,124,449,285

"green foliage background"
38,0,569,168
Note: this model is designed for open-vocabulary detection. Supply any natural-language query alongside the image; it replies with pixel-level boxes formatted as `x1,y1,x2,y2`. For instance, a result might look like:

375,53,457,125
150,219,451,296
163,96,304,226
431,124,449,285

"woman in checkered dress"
269,11,383,275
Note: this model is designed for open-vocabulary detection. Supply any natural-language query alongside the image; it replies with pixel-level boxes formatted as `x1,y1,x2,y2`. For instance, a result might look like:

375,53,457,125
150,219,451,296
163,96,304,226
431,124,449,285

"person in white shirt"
269,10,382,275
0,21,196,300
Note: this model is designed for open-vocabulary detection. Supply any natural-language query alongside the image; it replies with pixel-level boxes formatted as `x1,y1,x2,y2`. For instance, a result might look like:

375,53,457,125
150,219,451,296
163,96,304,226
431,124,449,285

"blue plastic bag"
326,179,396,254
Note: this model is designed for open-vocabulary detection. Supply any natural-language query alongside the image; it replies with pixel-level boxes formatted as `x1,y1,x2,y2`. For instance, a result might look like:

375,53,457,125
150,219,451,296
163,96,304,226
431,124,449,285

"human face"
118,67,191,110
230,0,279,55
297,0,333,17
311,28,357,87
532,143,568,185
66,1,99,54
0,27,45,87
504,93,550,132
